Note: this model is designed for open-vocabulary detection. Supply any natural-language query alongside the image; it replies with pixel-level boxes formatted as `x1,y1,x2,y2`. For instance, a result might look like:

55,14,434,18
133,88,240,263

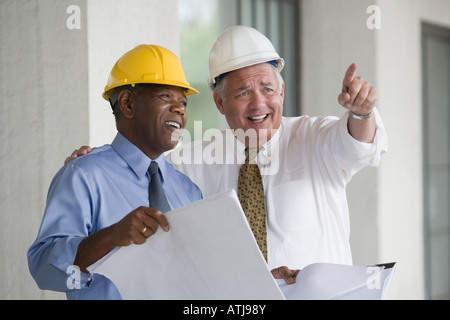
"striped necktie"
237,147,268,261
148,161,171,213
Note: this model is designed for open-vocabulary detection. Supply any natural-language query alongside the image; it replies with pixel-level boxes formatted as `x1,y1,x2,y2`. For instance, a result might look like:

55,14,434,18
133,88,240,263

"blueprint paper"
88,190,285,300
277,262,397,300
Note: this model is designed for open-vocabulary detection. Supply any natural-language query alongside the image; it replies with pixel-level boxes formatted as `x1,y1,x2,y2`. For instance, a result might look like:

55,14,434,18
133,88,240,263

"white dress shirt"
166,108,388,270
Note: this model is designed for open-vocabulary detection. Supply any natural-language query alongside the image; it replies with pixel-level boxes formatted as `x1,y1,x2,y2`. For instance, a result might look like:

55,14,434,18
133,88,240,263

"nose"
169,100,186,116
250,91,266,110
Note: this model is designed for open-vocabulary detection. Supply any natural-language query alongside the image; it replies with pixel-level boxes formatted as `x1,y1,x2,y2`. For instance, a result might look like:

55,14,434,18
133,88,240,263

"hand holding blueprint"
277,262,397,300
88,190,284,300
88,190,396,300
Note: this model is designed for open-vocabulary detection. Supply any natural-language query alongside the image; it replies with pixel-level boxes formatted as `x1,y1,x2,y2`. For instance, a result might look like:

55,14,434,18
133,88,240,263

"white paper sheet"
277,262,397,300
87,190,285,300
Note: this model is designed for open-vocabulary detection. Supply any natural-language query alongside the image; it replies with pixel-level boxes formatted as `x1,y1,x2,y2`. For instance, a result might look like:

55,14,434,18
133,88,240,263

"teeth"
249,114,267,120
166,121,181,129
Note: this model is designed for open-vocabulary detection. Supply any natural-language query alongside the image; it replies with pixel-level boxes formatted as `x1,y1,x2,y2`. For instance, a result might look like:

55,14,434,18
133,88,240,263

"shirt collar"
151,154,168,183
261,121,282,162
226,122,283,165
112,132,167,180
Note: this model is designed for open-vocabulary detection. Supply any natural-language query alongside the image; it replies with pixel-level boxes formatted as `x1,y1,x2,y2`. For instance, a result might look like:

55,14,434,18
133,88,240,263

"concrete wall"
376,0,450,300
301,0,450,299
0,0,89,300
0,0,179,300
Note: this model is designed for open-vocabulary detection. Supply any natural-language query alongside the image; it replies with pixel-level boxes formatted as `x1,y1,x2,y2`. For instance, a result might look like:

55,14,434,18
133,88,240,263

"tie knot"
245,147,260,164
149,161,159,176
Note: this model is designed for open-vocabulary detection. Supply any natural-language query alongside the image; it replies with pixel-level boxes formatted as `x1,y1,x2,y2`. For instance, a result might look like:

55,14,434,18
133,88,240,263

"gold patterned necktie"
237,147,268,262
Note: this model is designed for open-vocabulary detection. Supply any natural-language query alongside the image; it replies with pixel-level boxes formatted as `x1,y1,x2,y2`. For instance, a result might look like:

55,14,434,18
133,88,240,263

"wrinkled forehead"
227,63,278,88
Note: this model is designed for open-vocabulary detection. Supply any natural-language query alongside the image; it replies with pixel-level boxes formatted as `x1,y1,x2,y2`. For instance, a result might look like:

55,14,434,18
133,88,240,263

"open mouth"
247,114,268,123
165,121,182,130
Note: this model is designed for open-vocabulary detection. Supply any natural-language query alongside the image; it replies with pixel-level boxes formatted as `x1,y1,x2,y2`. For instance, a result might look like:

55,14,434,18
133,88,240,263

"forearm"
74,225,118,273
74,206,170,272
347,112,376,143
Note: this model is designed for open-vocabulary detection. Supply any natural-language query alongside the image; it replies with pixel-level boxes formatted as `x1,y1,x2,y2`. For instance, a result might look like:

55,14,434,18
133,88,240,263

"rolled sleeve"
331,107,388,176
27,164,93,293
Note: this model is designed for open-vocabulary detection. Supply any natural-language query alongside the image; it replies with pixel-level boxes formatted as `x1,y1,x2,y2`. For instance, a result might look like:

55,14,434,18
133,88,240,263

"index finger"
342,62,358,92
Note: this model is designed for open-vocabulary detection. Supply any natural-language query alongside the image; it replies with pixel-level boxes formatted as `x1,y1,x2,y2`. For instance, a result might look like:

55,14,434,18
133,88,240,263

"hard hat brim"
208,57,285,90
103,81,199,101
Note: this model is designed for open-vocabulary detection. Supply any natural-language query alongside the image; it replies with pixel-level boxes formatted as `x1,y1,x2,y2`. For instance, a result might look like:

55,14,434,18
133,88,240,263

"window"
179,0,221,138
422,22,450,300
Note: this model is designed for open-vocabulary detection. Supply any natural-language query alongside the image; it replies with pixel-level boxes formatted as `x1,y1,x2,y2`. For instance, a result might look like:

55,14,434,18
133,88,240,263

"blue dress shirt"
27,133,203,300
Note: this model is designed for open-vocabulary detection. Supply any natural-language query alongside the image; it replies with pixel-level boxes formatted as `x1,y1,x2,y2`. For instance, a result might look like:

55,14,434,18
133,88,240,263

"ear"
280,82,285,101
118,88,135,119
213,91,225,115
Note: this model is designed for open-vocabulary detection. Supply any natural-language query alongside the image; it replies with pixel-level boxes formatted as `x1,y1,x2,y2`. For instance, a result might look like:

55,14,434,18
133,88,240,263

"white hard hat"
207,25,285,90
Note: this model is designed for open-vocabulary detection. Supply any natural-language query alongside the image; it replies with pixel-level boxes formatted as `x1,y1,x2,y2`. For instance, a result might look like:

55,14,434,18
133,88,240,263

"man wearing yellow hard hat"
28,45,202,299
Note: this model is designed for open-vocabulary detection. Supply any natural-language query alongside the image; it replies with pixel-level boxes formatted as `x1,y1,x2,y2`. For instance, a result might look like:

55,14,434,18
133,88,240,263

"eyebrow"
236,81,274,91
260,81,274,87
236,85,250,91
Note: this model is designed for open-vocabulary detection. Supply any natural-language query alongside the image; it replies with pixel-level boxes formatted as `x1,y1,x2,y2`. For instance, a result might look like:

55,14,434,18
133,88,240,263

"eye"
156,93,171,103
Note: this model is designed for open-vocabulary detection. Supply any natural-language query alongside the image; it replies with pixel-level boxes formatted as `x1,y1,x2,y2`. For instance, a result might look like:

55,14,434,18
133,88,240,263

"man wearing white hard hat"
169,25,387,275
66,26,387,283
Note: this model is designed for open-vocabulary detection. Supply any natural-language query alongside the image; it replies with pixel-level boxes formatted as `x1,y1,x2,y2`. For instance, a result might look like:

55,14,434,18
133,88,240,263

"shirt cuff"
340,107,388,168
49,236,93,290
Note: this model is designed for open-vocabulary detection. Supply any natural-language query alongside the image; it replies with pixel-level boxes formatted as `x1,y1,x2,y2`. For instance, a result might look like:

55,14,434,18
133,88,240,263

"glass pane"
423,25,450,300
240,0,253,27
179,0,225,142
279,0,298,117
254,0,267,34
236,0,300,116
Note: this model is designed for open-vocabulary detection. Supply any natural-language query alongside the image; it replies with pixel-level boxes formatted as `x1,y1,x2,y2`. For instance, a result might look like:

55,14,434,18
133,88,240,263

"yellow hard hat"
102,44,198,101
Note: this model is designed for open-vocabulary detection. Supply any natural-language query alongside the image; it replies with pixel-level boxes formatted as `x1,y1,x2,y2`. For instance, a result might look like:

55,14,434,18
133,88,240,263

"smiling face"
118,84,188,159
213,63,285,147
